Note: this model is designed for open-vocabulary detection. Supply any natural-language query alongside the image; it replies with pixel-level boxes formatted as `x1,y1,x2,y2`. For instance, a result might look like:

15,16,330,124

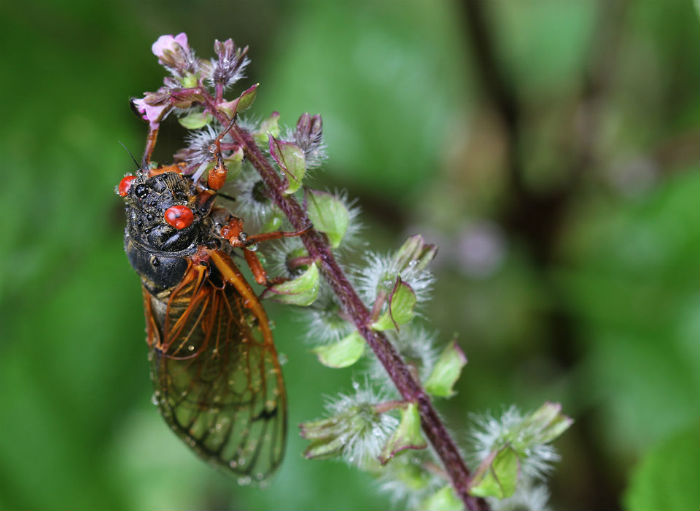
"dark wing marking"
143,256,287,481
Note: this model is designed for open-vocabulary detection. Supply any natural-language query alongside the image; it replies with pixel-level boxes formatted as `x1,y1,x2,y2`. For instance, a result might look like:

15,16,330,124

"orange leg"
142,125,159,167
220,217,310,249
244,226,311,245
207,117,239,190
219,217,312,288
244,248,301,288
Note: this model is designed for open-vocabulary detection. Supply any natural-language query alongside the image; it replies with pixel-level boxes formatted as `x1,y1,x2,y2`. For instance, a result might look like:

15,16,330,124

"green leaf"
269,263,319,306
420,485,463,511
424,340,467,398
312,332,365,368
469,445,520,499
253,111,280,145
177,110,212,129
378,402,427,464
269,137,306,194
306,190,350,248
371,279,416,331
624,424,700,511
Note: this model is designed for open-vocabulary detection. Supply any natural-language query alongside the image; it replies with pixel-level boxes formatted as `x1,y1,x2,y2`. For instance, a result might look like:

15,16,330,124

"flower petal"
132,97,169,128
151,32,189,59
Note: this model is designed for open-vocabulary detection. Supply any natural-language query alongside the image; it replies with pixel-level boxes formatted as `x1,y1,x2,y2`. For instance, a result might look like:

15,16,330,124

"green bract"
253,111,280,145
222,146,244,180
379,402,426,464
515,402,573,446
469,445,520,499
217,83,258,117
371,279,416,331
269,263,320,306
300,414,349,460
261,214,283,233
394,235,437,274
306,190,350,248
180,72,198,88
313,332,365,368
178,110,212,129
269,137,306,194
424,340,467,398
421,486,463,511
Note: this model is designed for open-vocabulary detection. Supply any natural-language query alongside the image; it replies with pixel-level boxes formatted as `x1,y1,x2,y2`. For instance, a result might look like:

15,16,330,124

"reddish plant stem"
198,93,487,511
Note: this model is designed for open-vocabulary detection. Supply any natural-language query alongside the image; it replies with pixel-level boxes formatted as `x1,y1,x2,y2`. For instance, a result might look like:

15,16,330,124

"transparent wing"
143,256,287,481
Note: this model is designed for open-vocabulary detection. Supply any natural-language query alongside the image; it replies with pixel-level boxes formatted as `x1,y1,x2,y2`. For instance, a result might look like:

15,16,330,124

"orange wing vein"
143,249,287,481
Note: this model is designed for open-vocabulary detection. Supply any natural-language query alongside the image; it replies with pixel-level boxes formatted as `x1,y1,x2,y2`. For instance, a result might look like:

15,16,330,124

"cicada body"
118,169,286,480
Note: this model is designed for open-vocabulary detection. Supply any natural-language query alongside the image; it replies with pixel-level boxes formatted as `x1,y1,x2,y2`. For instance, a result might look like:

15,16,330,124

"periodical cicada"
116,124,302,482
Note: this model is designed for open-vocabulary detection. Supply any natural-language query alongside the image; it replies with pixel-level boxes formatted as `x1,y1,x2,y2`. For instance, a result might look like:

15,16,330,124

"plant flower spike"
118,33,571,510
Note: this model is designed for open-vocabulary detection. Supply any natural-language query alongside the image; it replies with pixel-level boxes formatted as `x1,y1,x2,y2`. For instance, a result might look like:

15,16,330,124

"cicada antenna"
119,141,141,170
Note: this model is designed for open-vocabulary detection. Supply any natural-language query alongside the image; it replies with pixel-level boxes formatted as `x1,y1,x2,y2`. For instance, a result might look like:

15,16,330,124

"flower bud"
212,38,250,88
300,382,398,468
151,33,197,77
294,113,325,167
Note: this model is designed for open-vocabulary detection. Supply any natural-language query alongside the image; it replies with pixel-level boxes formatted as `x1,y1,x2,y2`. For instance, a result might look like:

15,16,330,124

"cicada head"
120,171,205,251
118,170,214,293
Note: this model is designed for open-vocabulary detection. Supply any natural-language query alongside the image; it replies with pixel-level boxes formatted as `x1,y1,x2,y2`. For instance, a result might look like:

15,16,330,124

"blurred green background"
1,0,698,509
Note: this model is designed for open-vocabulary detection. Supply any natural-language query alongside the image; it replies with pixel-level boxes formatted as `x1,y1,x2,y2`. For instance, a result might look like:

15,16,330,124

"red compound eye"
164,205,194,230
118,175,137,197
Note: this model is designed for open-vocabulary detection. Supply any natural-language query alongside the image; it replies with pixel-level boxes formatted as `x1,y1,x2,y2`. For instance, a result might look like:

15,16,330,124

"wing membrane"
144,252,286,480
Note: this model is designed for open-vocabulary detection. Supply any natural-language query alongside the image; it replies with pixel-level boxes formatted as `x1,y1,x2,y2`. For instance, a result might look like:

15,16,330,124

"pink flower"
132,97,170,129
151,33,189,60
150,33,196,77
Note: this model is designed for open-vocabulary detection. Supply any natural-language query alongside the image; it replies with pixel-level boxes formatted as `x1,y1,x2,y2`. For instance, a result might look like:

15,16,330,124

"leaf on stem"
269,137,306,194
268,263,320,306
217,83,258,117
469,445,520,499
378,402,427,464
313,331,365,368
253,111,280,145
178,110,212,129
306,190,350,248
424,340,468,398
371,278,416,331
420,485,463,511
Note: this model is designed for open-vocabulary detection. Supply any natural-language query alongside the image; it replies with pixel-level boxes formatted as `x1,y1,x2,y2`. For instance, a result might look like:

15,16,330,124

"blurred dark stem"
461,0,523,193
195,94,489,511
461,0,629,507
